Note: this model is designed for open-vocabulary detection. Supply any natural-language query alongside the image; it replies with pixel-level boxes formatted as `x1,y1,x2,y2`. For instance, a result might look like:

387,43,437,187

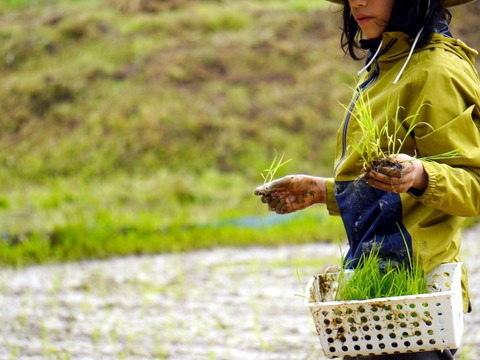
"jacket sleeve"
407,58,480,217
325,177,341,216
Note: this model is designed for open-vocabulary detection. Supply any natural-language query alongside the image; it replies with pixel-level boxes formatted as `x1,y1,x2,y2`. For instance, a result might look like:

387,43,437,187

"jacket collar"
361,19,454,67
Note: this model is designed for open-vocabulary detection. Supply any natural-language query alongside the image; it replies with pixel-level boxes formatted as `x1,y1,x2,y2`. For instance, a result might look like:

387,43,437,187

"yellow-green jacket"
325,31,480,312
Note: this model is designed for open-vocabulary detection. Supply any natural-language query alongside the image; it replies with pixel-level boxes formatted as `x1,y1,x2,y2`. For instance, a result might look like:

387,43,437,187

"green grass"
0,0,352,266
0,169,346,266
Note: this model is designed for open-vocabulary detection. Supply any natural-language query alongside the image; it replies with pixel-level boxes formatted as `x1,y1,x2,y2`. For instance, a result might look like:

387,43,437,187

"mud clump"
363,156,404,179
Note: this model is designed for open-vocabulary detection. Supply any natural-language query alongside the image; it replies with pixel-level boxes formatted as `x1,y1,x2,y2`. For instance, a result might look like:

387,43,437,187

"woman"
254,0,480,358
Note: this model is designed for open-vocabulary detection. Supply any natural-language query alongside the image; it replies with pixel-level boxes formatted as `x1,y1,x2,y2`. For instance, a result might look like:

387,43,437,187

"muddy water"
0,226,479,359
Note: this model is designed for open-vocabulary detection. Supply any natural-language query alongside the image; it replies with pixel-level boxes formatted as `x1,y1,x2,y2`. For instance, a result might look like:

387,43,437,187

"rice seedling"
261,150,292,184
335,247,427,301
335,230,427,301
346,90,461,178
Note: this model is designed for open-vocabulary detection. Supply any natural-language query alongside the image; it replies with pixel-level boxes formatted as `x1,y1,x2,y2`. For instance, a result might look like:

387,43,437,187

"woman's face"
348,0,395,39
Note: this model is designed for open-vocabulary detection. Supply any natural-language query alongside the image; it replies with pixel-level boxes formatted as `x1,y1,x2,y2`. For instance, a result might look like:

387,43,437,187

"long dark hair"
341,0,452,60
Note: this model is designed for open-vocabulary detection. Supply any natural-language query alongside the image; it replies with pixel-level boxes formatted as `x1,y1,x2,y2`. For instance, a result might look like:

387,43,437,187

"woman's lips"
356,16,373,25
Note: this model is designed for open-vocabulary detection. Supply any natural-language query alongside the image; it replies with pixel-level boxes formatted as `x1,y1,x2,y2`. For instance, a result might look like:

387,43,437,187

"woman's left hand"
365,154,428,194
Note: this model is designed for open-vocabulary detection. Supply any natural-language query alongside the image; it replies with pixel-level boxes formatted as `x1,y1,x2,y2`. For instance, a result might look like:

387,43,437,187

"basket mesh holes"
402,332,409,337
392,342,398,348
398,313,405,319
335,318,343,324
425,320,433,326
342,346,348,352
379,343,386,349
348,317,355,323
326,328,332,334
411,312,418,317
346,308,353,314
359,307,366,313
445,281,452,288
338,327,345,334
384,305,391,311
363,325,370,331
409,304,416,309
404,341,411,347
351,327,357,333
329,347,336,353
388,324,394,330
424,311,431,317
371,306,378,312
366,344,373,350
389,333,396,339
327,337,334,344
324,319,330,325
322,311,328,316
377,334,384,340
417,340,423,346
429,339,436,345
422,302,429,308
413,322,420,327
386,314,393,320
361,316,368,323
415,331,422,337
354,345,361,351
397,304,403,310
352,335,359,341
375,325,382,331
443,272,450,278
373,315,380,321
340,336,347,342
365,335,372,341
400,322,407,328
428,330,434,335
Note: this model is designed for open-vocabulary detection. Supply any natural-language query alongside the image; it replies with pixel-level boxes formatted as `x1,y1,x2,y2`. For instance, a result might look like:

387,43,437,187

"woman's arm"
254,175,327,214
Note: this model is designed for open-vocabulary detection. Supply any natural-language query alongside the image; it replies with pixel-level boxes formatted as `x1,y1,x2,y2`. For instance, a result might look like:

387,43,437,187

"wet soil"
1,225,480,359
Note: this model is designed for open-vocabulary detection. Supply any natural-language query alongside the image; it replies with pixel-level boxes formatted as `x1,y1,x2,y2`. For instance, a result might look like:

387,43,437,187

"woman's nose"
349,0,367,8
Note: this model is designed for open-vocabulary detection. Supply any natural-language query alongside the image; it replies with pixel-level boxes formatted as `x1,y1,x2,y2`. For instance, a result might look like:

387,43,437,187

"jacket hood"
371,32,478,75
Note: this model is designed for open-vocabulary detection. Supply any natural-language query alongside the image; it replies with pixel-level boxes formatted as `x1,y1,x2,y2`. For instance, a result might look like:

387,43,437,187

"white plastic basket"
304,262,464,358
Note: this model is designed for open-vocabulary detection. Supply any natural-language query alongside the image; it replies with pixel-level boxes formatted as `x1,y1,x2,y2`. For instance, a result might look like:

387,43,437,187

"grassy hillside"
0,0,478,266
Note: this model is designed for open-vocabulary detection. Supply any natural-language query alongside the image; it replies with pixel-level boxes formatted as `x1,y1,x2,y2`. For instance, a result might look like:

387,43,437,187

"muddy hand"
254,175,326,214
366,154,428,194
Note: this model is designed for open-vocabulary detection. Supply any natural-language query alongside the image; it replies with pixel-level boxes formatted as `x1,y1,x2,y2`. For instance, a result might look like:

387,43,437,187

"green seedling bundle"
335,242,428,301
260,150,291,184
347,90,461,179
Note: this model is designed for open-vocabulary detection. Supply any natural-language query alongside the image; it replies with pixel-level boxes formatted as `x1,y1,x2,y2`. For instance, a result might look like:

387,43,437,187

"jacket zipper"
334,40,396,176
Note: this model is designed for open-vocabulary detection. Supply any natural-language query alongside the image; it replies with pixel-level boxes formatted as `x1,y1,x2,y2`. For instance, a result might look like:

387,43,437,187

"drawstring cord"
392,0,431,84
357,39,384,76
392,27,424,84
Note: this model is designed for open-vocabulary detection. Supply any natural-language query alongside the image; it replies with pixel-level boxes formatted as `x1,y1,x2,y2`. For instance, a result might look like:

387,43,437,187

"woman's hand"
254,175,326,214
365,154,429,194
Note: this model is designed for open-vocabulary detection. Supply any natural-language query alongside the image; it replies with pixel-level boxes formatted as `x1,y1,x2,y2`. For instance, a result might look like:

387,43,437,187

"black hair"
340,0,452,60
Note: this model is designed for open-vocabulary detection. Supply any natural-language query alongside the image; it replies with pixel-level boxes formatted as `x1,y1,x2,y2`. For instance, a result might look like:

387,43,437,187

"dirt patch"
1,228,479,359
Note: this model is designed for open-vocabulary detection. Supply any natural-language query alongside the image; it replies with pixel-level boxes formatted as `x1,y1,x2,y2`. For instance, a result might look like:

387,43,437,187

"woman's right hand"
254,175,326,214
